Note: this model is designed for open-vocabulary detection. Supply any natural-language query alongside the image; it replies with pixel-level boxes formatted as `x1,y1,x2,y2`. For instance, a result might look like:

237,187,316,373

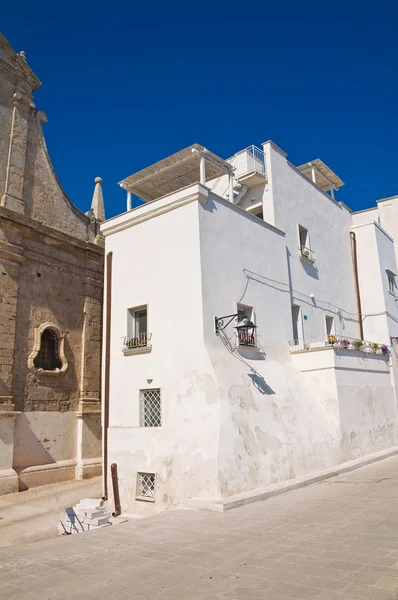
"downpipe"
102,251,113,500
111,463,121,517
350,231,364,340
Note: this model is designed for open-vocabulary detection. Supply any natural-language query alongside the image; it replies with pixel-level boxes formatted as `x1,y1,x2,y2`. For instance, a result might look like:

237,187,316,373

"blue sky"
2,1,397,219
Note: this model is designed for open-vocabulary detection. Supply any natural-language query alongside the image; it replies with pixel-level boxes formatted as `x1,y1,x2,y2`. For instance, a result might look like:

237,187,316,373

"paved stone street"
0,478,102,547
2,457,398,600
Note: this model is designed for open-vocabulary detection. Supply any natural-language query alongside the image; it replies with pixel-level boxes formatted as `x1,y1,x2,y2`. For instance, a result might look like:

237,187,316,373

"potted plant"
342,338,350,349
328,335,336,345
380,345,389,355
371,342,379,353
353,339,364,351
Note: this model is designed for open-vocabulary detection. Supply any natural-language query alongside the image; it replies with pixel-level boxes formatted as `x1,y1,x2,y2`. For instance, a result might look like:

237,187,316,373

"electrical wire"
240,268,398,323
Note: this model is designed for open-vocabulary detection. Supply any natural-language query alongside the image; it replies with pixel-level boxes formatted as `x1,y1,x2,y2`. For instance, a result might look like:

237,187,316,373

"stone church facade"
0,33,104,494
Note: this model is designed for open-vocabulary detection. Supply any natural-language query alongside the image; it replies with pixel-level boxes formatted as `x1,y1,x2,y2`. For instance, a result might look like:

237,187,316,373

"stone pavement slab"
0,477,102,546
2,456,398,598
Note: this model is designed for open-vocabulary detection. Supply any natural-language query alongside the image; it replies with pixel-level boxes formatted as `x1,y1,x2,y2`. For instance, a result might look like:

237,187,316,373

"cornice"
0,205,104,259
0,240,24,264
22,247,103,284
101,184,209,237
0,33,41,91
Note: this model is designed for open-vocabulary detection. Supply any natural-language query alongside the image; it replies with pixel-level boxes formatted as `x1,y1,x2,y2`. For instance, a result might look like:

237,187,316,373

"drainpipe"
102,251,113,500
127,191,132,211
111,463,121,516
350,232,364,340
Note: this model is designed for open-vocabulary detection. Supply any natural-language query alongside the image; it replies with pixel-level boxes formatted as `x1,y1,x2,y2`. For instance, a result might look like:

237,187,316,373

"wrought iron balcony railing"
123,333,152,350
299,246,315,262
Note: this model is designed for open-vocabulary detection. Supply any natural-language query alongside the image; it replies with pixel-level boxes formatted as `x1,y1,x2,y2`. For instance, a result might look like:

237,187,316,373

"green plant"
371,342,379,352
353,339,364,350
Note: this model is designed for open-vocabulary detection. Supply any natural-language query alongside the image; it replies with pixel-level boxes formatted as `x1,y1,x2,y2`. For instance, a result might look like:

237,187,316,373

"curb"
186,446,398,512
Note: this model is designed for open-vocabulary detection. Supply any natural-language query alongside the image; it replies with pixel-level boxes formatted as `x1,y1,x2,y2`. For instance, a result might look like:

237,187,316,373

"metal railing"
289,335,390,355
122,333,152,350
299,246,315,261
234,145,265,175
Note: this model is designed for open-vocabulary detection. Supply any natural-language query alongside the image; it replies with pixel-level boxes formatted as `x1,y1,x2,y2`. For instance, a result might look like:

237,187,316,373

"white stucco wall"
377,197,398,267
103,189,220,513
352,220,398,344
292,348,398,459
263,142,360,345
198,194,344,495
351,208,378,226
102,145,398,514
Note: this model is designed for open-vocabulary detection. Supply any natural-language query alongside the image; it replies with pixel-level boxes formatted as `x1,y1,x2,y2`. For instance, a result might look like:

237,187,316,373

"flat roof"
297,158,344,191
377,195,398,204
119,144,232,202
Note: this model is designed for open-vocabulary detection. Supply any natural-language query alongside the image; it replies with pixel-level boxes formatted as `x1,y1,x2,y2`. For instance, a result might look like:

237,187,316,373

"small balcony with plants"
122,332,152,356
289,335,390,356
290,334,392,392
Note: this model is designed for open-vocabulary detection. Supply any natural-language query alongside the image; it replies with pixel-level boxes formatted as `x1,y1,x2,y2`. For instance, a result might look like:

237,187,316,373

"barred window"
137,472,155,500
140,389,161,427
33,329,61,371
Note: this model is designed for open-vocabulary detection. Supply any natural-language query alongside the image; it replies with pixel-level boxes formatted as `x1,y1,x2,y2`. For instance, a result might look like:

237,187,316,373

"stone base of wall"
16,459,77,491
0,459,102,495
0,468,19,495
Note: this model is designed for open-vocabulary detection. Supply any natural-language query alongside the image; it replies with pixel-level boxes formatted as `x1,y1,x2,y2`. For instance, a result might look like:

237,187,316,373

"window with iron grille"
140,389,161,427
33,329,62,371
137,472,155,500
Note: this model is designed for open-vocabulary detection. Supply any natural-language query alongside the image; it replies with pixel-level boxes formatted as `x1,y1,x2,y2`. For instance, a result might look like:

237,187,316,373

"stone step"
82,514,111,527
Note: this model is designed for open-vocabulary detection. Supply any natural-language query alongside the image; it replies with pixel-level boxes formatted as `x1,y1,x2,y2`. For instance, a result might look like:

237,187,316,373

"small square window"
387,271,396,294
140,389,161,427
137,472,155,501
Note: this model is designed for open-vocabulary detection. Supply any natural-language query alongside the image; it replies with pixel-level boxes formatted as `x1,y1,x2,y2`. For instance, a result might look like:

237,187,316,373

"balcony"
299,246,315,264
233,145,266,188
122,333,152,356
289,335,390,356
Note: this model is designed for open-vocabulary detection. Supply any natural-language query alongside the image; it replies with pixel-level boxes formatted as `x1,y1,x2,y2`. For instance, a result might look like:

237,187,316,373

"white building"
101,142,398,514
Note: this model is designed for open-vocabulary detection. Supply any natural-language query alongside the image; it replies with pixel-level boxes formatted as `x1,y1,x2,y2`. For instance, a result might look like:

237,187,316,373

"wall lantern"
235,317,257,346
215,313,257,347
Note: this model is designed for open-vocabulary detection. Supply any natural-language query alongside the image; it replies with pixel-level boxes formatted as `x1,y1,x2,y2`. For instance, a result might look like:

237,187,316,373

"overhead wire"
240,268,398,323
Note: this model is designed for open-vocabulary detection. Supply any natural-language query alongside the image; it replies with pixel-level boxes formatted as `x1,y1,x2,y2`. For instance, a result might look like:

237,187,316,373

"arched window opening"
33,329,62,371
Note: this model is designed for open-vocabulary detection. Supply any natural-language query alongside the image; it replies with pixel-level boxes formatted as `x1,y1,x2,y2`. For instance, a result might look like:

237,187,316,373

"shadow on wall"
248,373,275,395
300,258,319,280
12,413,56,470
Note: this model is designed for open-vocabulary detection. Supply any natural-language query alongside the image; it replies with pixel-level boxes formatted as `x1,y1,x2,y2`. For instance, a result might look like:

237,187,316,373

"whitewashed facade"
101,141,398,514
